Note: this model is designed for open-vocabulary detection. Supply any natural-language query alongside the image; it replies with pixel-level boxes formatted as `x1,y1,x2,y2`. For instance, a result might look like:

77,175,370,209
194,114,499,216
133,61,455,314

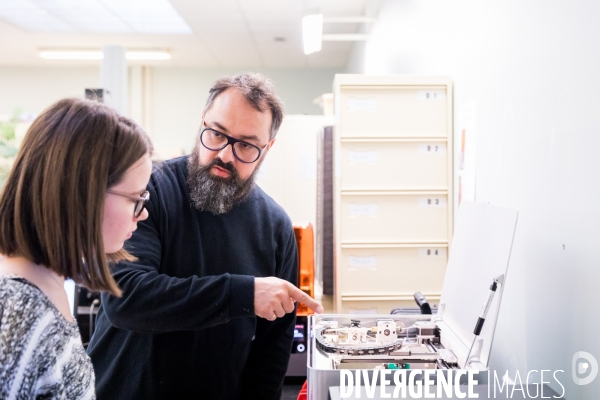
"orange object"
293,223,315,317
297,380,308,400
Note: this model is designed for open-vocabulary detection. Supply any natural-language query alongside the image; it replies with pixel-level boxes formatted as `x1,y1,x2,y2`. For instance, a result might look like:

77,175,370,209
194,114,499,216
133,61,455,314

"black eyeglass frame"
107,189,150,218
199,127,268,164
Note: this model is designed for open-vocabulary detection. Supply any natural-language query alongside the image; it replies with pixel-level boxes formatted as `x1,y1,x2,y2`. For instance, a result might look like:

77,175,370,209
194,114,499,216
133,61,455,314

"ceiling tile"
241,11,302,25
190,21,249,34
33,0,108,13
237,0,304,14
257,45,307,68
170,0,239,13
5,16,73,32
212,50,263,68
321,40,353,52
252,31,302,44
245,21,300,35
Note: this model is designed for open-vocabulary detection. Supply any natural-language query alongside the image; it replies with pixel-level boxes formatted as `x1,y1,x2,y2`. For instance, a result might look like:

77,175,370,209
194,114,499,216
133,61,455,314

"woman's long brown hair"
0,98,153,296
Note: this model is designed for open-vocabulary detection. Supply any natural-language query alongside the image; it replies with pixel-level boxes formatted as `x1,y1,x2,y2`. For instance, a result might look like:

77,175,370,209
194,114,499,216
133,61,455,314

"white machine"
307,202,519,399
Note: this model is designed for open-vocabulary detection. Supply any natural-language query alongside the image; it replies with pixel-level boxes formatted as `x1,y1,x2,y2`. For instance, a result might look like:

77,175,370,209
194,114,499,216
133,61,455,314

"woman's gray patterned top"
0,275,95,399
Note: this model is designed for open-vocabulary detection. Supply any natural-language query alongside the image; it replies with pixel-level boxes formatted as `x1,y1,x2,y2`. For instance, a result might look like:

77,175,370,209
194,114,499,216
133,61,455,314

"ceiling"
0,0,378,68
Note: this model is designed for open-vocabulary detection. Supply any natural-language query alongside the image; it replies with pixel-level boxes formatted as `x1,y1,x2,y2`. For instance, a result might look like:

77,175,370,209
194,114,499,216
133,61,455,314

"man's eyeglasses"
199,127,268,164
107,190,150,218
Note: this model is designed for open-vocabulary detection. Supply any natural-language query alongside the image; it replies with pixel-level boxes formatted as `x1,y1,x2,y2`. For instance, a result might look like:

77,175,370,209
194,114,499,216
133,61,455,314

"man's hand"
254,277,324,321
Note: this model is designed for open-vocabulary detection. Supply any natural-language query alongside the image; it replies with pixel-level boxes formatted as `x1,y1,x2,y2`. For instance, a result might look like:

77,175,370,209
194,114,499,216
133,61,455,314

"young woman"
0,98,153,399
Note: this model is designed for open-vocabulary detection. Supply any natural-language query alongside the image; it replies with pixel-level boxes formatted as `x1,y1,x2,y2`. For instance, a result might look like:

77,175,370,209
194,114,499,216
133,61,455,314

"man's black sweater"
87,156,298,399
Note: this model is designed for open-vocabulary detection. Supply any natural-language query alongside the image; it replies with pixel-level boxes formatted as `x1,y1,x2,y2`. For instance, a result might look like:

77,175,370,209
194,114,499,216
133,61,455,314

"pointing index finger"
287,283,324,314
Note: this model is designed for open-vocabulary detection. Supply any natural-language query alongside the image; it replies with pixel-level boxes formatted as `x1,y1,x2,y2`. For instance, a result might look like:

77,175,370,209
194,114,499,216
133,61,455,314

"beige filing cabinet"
333,75,453,314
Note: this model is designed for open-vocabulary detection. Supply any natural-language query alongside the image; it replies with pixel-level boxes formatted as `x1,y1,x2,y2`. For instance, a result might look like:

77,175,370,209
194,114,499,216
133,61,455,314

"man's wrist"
229,274,255,318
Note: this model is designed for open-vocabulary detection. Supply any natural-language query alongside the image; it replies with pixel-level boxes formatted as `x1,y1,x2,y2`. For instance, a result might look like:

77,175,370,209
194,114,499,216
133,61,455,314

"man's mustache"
206,158,237,176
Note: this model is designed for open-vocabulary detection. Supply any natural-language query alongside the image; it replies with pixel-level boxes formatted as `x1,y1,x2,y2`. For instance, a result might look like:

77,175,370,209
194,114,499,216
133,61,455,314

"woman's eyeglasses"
107,190,150,218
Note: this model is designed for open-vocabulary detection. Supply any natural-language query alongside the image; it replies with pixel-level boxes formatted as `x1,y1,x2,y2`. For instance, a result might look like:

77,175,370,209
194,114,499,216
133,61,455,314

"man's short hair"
204,73,284,139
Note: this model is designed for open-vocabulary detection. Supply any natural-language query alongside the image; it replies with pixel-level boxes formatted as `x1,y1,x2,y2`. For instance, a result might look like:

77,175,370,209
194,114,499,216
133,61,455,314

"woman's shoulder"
0,275,93,399
0,275,79,341
1,274,48,312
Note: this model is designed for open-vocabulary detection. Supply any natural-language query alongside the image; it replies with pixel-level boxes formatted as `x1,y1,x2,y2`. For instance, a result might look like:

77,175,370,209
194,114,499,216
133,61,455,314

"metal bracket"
465,337,484,368
432,302,445,323
494,274,505,286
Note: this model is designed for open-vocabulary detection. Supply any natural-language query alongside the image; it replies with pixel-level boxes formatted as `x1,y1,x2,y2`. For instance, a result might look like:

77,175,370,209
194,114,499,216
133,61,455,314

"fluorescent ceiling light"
302,14,372,54
38,49,171,60
302,14,323,55
0,0,192,34
39,50,103,60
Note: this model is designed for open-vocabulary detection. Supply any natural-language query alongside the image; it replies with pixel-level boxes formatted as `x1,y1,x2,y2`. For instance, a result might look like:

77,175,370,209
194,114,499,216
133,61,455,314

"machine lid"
435,201,518,368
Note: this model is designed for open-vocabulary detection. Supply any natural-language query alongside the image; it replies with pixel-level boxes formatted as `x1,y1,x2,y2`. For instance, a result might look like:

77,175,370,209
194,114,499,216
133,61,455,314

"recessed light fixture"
302,15,375,54
274,37,286,42
0,0,191,34
39,49,172,61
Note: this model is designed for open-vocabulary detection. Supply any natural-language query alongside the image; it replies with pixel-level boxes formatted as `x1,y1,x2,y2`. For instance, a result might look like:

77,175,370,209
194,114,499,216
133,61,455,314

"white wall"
344,40,366,74
0,66,100,118
255,115,333,227
350,1,600,398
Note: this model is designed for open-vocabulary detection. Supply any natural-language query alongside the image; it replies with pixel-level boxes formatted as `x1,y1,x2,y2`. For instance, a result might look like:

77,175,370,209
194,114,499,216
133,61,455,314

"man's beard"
187,146,259,215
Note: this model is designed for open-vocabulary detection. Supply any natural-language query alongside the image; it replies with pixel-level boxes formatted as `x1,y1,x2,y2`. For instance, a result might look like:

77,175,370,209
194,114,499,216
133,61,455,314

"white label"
419,197,447,207
348,150,377,164
417,90,446,100
349,203,378,216
348,308,378,315
348,256,377,269
348,97,377,110
418,143,446,154
418,248,447,258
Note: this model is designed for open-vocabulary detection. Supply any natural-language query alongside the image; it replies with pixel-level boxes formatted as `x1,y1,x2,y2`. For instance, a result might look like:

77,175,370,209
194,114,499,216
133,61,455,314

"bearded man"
88,73,323,400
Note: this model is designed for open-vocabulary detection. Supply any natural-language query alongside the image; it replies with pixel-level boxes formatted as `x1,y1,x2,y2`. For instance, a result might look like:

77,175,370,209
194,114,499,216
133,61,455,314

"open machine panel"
307,202,519,399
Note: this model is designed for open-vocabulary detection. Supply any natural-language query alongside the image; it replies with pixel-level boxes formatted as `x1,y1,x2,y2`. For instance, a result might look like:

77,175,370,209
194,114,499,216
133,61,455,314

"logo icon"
572,351,598,385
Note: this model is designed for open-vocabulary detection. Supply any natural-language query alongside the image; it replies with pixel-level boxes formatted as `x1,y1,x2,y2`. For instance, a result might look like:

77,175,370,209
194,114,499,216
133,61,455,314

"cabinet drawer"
339,247,446,295
340,194,449,242
340,87,447,137
340,141,448,190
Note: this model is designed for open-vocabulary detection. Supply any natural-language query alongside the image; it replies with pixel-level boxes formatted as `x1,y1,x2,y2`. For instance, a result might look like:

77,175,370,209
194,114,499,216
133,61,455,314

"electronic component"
376,320,397,344
313,316,458,372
